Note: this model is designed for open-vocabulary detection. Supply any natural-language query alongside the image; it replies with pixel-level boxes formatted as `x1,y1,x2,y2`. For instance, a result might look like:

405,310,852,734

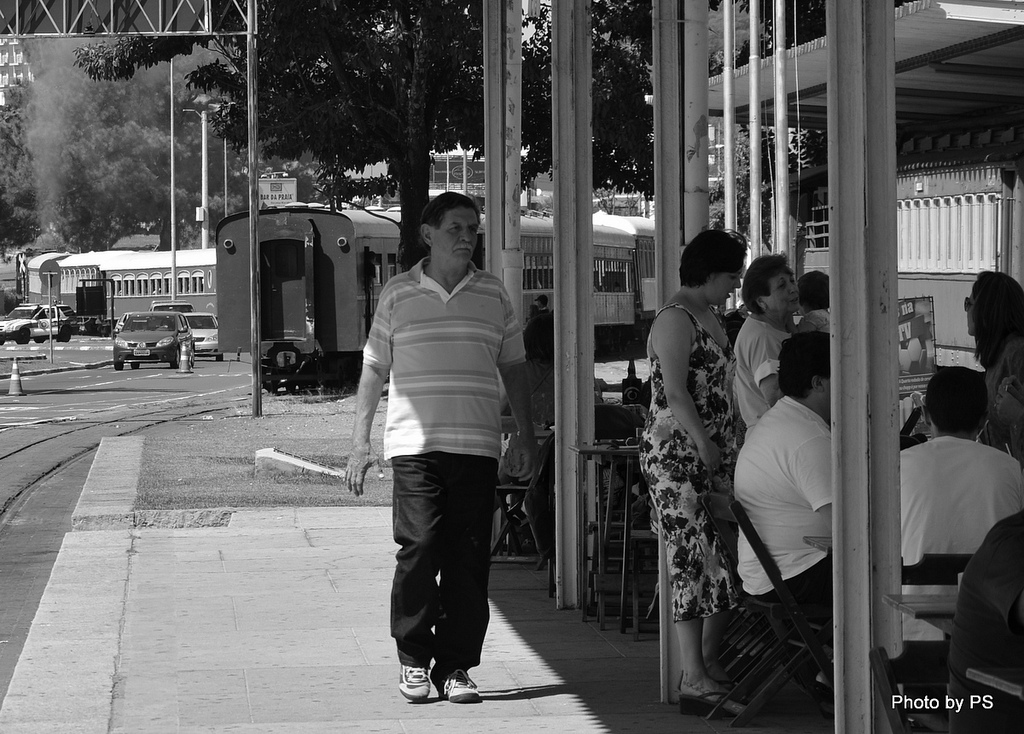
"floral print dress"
639,304,740,622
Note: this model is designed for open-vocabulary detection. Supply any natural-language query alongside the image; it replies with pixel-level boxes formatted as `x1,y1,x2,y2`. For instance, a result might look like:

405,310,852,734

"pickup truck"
0,303,77,344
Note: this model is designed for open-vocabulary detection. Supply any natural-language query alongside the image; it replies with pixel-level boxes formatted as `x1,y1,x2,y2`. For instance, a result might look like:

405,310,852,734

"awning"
708,0,1024,134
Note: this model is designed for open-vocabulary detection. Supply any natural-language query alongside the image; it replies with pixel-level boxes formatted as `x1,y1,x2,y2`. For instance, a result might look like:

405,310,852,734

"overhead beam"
896,85,1024,105
0,0,249,37
930,61,1024,78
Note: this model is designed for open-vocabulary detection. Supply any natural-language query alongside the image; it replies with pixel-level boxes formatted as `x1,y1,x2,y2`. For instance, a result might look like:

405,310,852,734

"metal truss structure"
0,0,250,37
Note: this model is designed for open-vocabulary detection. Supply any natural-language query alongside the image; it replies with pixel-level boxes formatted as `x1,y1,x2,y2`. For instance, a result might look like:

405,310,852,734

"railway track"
0,396,247,532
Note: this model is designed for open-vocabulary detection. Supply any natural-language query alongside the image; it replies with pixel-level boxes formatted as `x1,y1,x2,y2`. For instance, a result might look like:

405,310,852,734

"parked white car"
0,303,76,344
184,312,222,360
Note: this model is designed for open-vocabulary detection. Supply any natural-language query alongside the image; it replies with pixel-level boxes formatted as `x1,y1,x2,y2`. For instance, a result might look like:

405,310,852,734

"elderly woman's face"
758,272,800,316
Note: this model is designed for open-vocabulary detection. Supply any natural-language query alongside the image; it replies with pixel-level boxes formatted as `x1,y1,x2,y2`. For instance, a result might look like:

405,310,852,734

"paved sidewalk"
0,440,833,733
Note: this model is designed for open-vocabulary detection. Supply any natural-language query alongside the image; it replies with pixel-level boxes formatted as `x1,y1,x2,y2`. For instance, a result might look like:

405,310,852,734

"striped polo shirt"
363,258,526,460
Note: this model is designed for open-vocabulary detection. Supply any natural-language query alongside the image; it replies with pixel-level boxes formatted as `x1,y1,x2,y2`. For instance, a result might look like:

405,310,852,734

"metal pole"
723,0,736,231
224,138,229,218
201,109,209,249
247,1,262,417
773,0,790,256
749,0,763,254
47,274,54,364
170,58,178,299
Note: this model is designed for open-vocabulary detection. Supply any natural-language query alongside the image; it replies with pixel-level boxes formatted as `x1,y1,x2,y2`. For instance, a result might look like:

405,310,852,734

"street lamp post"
185,108,210,249
169,58,177,299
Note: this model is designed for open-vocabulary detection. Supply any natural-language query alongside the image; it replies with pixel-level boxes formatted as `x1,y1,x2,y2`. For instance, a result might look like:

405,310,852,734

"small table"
803,535,832,552
966,668,1024,700
883,592,958,635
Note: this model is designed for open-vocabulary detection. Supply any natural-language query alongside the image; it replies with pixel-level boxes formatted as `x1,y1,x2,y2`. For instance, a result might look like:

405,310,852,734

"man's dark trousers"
390,451,497,683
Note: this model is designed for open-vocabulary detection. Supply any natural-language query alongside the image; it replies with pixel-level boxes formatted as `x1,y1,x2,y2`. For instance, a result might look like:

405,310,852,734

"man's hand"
345,443,378,497
507,432,540,481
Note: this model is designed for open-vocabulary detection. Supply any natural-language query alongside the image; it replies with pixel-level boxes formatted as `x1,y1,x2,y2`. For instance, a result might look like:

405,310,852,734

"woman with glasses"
965,271,1024,466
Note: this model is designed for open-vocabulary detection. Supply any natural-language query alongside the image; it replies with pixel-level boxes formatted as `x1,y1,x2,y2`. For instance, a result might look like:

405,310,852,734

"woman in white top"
733,255,800,439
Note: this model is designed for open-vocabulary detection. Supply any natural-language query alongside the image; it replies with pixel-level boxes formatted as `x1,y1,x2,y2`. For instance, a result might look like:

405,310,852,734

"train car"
515,213,656,351
26,249,217,333
799,158,1013,370
215,205,401,391
215,205,657,391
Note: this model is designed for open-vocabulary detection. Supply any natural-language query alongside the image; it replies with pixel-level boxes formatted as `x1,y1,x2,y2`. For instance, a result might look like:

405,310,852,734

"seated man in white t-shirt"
900,366,1024,638
734,331,832,605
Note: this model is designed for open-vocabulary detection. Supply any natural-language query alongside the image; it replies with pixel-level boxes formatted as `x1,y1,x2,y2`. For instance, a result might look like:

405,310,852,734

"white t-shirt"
900,435,1024,639
733,317,790,435
734,396,832,596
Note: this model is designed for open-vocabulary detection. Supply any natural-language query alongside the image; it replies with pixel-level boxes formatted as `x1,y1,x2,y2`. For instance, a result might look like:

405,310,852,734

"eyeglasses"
964,296,974,312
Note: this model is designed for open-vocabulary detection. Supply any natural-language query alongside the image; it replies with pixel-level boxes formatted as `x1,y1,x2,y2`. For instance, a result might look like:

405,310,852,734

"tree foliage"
76,0,487,268
0,86,39,257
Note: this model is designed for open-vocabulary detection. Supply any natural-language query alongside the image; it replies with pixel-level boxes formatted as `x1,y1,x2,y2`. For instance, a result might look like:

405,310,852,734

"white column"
552,0,593,612
826,1,901,731
773,0,790,255
748,0,763,254
723,0,736,231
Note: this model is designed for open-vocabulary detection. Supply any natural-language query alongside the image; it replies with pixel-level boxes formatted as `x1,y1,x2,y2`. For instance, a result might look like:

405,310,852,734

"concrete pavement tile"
176,669,253,727
116,672,180,734
225,509,300,530
177,723,402,733
132,571,341,599
176,629,366,669
292,507,391,529
0,723,108,734
350,626,396,662
231,594,384,631
0,692,111,725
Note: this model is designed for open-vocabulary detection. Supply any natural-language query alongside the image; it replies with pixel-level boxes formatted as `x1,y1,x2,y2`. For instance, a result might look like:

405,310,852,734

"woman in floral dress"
639,229,747,709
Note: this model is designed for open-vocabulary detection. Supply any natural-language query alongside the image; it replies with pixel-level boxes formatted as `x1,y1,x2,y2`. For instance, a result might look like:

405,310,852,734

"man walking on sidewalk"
345,191,537,704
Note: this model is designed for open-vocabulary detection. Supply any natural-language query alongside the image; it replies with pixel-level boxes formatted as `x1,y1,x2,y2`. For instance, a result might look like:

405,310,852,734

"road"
0,349,252,705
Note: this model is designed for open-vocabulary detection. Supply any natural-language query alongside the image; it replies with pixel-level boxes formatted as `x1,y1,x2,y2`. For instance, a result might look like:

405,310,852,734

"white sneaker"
441,669,481,703
399,665,431,702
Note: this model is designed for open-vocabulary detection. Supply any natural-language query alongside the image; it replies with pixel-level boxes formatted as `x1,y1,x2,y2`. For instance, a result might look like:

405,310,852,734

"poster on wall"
898,296,936,398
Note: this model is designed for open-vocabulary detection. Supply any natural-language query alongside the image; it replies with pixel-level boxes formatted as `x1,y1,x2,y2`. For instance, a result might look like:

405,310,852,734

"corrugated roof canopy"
708,0,1024,134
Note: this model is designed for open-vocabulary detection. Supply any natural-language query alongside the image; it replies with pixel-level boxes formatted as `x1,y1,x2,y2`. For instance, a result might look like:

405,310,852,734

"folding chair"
700,493,783,685
870,640,951,734
701,495,835,726
901,553,971,586
492,434,555,558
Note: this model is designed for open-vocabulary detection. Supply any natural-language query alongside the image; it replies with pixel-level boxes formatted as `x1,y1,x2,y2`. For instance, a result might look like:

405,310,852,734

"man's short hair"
742,254,794,315
420,191,480,228
925,366,987,433
535,294,548,307
778,331,830,398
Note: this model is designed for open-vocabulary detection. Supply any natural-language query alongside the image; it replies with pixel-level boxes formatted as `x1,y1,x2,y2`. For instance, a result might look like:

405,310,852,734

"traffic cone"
178,340,193,375
8,358,25,396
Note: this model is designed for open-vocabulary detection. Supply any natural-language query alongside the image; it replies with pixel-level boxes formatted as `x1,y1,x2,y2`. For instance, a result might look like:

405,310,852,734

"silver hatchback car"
113,311,195,371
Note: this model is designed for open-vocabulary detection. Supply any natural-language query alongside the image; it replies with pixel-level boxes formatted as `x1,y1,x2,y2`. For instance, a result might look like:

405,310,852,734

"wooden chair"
901,553,971,586
701,494,835,726
870,640,951,734
866,553,971,733
492,434,555,558
700,494,785,698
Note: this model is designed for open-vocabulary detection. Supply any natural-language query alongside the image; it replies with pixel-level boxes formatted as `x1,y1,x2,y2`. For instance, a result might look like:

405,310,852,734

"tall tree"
75,0,487,268
0,85,39,257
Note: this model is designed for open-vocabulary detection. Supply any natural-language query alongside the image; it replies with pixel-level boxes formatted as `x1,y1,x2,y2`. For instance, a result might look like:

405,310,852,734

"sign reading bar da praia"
258,177,297,208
